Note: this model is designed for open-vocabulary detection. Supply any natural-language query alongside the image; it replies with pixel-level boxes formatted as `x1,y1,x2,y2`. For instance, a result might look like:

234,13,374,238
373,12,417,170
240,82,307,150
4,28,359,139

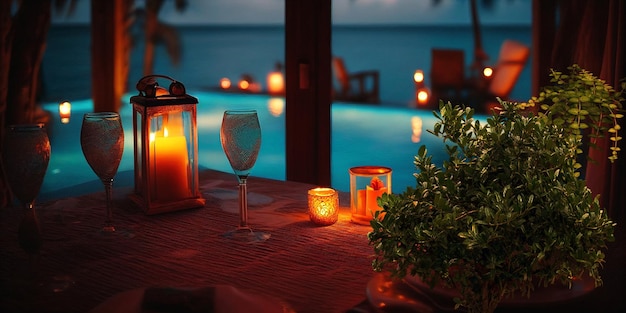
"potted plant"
368,98,617,313
528,64,625,163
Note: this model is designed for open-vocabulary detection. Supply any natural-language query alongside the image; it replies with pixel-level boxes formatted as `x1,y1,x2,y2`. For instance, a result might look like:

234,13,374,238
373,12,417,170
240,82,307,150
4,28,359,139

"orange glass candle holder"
349,166,392,225
308,187,339,226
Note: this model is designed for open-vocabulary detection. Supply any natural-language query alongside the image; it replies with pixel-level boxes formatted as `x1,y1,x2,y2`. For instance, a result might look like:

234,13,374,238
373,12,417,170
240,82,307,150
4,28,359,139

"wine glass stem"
238,177,249,229
102,179,115,231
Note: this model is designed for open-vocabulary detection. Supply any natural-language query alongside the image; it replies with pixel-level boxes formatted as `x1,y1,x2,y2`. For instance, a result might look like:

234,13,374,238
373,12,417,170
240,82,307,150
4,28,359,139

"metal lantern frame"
129,75,205,214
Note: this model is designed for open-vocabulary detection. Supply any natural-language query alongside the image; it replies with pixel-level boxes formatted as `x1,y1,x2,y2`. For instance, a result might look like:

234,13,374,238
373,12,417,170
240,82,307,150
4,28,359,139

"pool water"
39,91,474,201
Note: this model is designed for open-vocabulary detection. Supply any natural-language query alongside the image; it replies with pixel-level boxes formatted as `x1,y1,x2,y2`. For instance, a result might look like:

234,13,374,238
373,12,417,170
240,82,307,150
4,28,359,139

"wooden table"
1,169,375,313
3,169,625,313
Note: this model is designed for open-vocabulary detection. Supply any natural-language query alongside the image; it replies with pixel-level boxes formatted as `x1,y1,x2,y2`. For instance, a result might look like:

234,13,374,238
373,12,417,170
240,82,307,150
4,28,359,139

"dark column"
531,0,556,97
91,0,126,113
284,0,332,186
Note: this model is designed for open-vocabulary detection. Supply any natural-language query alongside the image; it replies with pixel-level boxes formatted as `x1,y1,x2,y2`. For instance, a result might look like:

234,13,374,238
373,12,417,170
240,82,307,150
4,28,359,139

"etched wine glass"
220,110,269,242
2,124,50,261
80,112,124,233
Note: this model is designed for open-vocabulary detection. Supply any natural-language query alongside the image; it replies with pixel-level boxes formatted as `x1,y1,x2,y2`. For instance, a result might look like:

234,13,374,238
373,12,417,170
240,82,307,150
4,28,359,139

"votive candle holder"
308,187,339,226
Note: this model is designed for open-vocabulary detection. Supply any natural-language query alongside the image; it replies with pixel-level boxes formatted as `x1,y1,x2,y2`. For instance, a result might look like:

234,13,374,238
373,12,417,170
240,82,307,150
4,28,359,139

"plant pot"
366,273,596,313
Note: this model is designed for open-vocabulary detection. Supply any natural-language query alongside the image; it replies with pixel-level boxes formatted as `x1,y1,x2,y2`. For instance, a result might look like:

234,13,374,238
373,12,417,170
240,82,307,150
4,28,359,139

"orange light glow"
308,187,339,226
411,116,423,143
416,89,429,106
483,67,493,78
267,98,285,117
413,70,424,83
59,101,71,124
267,72,285,95
220,78,231,89
349,166,392,225
239,80,250,90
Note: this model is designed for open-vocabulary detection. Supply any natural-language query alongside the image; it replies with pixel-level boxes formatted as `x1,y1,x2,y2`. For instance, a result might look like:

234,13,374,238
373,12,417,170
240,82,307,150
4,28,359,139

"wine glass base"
95,226,136,239
222,227,270,243
102,225,116,233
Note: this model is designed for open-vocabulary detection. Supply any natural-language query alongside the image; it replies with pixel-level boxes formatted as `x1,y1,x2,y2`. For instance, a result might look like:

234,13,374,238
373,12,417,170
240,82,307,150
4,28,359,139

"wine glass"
80,112,124,233
220,110,269,242
2,124,50,280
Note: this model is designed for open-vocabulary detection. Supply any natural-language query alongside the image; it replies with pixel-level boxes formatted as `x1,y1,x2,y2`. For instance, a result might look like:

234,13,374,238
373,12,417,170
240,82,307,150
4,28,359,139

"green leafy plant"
368,100,616,313
527,64,625,162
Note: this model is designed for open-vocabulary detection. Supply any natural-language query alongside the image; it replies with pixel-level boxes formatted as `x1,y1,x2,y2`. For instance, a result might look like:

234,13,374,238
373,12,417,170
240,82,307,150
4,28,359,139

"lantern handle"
136,74,187,97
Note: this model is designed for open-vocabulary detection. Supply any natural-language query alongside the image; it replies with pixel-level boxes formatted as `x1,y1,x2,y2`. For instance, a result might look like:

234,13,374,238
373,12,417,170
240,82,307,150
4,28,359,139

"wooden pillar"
90,0,126,113
284,0,332,186
531,0,556,97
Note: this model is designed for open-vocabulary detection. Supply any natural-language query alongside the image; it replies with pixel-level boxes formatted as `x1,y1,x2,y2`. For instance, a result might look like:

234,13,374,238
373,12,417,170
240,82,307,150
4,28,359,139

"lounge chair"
332,56,380,104
483,39,530,102
429,48,468,106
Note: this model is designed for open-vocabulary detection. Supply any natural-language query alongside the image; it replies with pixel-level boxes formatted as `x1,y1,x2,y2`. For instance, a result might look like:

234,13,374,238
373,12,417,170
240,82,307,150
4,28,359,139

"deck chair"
430,49,467,105
485,39,530,100
332,57,380,104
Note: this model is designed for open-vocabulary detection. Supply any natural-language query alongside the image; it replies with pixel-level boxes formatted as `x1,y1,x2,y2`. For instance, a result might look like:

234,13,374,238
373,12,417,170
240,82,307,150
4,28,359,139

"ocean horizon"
41,24,532,107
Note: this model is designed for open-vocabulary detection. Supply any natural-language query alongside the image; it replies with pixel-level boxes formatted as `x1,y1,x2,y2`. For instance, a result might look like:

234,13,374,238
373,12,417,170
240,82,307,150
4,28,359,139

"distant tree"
139,0,187,76
0,0,188,206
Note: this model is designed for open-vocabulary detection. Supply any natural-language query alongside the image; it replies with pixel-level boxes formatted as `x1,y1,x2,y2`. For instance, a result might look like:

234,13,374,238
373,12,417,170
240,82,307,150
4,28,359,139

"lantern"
349,166,392,225
130,75,205,214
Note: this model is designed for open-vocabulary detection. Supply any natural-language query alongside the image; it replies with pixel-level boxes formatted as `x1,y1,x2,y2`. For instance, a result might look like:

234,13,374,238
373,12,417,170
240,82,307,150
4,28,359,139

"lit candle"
349,166,392,225
150,126,190,201
267,71,284,95
308,187,339,226
59,101,71,124
413,69,424,84
356,177,387,219
220,78,231,89
416,88,429,106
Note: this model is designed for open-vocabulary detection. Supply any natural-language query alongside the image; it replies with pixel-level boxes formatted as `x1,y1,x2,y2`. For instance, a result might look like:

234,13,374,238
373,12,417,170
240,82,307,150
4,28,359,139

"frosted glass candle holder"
308,187,339,226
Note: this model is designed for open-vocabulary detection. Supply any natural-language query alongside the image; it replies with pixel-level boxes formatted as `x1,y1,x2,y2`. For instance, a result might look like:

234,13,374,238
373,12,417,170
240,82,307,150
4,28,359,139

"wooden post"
284,0,332,186
90,0,126,113
531,0,557,97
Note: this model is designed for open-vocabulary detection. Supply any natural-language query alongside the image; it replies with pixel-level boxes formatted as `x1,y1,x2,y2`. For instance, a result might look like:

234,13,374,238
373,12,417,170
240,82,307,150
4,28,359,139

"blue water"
42,25,532,105
41,91,486,200
38,25,522,200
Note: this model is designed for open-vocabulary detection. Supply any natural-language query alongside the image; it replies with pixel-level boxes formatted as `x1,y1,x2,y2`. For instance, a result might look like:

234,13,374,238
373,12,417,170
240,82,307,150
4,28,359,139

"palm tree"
139,0,187,77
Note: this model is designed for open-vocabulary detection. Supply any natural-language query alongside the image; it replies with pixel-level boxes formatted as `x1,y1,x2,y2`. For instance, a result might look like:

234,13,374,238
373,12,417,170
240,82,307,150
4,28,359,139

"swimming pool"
39,91,476,201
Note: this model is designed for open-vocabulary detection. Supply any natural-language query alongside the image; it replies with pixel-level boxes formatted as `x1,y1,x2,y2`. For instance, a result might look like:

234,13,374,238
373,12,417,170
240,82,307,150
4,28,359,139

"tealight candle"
59,100,71,124
308,187,339,226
